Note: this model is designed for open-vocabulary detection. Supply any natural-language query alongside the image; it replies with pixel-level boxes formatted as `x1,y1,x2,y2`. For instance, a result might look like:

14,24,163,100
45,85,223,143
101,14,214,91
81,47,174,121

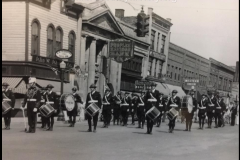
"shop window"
31,19,41,55
68,31,76,62
47,24,55,58
161,35,166,53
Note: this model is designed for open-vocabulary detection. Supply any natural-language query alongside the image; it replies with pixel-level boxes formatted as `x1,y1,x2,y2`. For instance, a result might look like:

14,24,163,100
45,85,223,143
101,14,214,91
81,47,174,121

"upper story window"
156,33,160,52
150,30,156,50
159,61,163,75
55,27,63,52
148,57,153,76
31,20,41,55
47,25,55,58
68,31,76,62
161,35,166,53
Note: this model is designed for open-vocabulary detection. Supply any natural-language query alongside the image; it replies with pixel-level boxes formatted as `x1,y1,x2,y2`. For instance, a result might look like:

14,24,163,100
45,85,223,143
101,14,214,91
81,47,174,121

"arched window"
68,31,76,62
47,24,55,58
31,19,41,55
55,27,63,52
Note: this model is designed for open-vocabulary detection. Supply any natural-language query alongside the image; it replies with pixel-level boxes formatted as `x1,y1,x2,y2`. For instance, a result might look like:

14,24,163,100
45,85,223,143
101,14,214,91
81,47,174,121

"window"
159,61,163,75
161,35,166,53
150,30,156,50
171,66,174,79
47,25,55,58
154,60,157,77
68,31,76,62
55,27,63,52
31,20,40,55
175,67,178,80
156,33,160,51
178,68,181,81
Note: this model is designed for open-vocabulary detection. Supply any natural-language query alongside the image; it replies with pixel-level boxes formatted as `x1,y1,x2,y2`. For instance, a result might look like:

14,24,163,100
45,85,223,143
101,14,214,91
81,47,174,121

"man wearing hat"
136,91,146,129
85,84,102,132
219,96,227,127
44,84,58,131
102,88,113,128
121,92,132,126
156,92,167,128
166,90,181,133
198,93,208,129
214,91,222,128
2,82,15,130
113,91,122,125
131,93,139,125
22,77,41,133
68,86,83,127
184,90,197,132
144,82,160,134
230,100,238,126
206,90,217,128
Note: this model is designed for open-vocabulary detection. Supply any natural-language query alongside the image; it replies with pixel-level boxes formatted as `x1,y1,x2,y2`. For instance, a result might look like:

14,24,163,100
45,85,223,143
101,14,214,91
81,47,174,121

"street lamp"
57,61,66,121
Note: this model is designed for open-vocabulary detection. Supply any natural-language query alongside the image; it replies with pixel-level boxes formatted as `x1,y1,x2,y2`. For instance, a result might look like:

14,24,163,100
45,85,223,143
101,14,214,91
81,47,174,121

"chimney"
166,18,172,22
115,9,125,19
148,7,153,15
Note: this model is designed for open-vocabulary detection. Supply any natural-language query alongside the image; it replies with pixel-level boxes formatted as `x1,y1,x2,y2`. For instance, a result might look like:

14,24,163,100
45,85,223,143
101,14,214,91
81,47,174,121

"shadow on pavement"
132,131,147,135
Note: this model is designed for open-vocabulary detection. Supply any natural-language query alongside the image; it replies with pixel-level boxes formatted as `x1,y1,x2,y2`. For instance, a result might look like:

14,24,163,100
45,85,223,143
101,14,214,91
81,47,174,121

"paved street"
2,118,239,160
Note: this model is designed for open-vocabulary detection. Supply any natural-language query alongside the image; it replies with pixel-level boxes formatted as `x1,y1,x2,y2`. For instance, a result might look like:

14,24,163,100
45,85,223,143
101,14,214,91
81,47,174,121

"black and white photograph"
2,0,239,160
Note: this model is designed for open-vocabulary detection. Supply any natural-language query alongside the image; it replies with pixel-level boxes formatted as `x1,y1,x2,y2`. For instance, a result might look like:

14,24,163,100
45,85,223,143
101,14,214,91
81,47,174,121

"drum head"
64,95,75,111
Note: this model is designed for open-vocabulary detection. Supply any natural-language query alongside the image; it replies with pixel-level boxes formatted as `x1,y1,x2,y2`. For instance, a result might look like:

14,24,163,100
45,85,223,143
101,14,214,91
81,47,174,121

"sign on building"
108,40,134,63
135,80,155,91
184,79,199,86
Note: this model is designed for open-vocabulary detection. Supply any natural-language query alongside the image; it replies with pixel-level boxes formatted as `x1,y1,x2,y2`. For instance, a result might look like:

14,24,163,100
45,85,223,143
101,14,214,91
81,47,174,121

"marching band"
2,79,239,134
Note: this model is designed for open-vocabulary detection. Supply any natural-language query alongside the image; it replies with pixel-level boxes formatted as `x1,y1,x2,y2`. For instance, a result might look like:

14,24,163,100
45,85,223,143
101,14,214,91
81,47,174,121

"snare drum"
60,94,75,112
39,104,55,117
2,101,12,115
146,107,160,121
85,103,100,117
167,108,178,120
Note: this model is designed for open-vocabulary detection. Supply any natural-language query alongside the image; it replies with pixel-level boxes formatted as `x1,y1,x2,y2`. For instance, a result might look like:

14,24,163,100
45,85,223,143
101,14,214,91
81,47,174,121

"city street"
2,118,239,160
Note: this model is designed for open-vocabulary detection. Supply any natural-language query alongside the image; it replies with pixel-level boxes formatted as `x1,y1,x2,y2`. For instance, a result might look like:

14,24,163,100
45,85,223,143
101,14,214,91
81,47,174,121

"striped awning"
155,82,171,96
2,77,27,94
165,84,186,99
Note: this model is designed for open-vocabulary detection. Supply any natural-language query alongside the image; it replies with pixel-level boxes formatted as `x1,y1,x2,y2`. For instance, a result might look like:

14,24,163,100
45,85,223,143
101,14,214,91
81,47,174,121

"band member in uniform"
214,91,222,128
206,90,216,128
184,90,197,132
156,92,167,128
121,92,132,126
230,100,238,126
102,88,113,128
167,90,181,133
198,93,208,129
68,87,83,127
85,84,102,132
21,77,41,133
44,84,58,131
130,94,138,125
136,92,145,129
40,87,47,129
2,82,15,130
113,91,122,125
145,82,159,134
219,96,227,127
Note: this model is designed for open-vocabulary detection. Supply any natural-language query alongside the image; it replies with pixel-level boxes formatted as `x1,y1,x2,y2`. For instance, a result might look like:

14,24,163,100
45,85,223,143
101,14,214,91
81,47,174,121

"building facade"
231,61,239,101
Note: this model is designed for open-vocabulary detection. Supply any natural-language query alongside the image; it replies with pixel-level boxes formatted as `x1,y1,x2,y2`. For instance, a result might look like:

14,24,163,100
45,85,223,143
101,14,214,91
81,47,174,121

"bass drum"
181,95,193,115
59,93,76,112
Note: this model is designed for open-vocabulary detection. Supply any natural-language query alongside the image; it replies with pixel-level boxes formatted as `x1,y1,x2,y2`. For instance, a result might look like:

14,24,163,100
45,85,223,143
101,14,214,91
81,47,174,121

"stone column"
154,32,158,52
99,42,108,96
162,32,171,75
151,58,156,76
79,35,87,100
158,33,162,53
87,37,97,93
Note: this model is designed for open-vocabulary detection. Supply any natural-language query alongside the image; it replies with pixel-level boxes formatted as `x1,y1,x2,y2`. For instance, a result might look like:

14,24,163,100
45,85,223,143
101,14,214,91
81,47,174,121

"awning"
36,79,74,94
165,84,186,98
155,82,171,96
2,77,27,94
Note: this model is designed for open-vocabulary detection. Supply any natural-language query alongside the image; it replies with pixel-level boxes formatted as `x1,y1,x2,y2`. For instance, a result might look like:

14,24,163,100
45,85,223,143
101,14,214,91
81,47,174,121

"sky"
101,0,239,66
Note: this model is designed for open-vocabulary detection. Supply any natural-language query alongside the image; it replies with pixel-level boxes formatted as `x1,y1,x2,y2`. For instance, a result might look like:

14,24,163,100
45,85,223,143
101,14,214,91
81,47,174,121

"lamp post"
57,61,66,121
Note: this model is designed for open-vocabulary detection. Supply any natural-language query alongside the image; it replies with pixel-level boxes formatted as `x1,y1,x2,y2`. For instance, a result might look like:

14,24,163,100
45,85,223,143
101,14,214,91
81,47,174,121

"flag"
47,65,59,76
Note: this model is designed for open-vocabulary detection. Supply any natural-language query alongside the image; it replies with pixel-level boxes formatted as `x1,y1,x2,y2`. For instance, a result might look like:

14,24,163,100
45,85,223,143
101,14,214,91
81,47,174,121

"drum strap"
2,92,11,101
139,97,144,106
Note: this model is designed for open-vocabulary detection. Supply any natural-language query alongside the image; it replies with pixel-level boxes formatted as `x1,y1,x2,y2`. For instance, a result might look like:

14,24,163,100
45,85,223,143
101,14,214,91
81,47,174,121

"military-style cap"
72,86,78,91
46,84,54,88
172,90,178,93
2,82,9,86
151,82,157,87
89,84,97,88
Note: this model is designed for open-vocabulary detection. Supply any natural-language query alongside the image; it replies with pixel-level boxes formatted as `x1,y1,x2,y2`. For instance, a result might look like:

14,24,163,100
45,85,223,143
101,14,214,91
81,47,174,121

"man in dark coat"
44,84,58,131
214,91,222,128
206,90,217,128
144,82,160,134
156,92,167,128
230,100,238,126
121,92,132,126
167,90,181,133
85,84,102,132
136,92,146,129
22,77,41,133
2,82,15,130
219,96,227,127
198,93,208,129
68,87,83,127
